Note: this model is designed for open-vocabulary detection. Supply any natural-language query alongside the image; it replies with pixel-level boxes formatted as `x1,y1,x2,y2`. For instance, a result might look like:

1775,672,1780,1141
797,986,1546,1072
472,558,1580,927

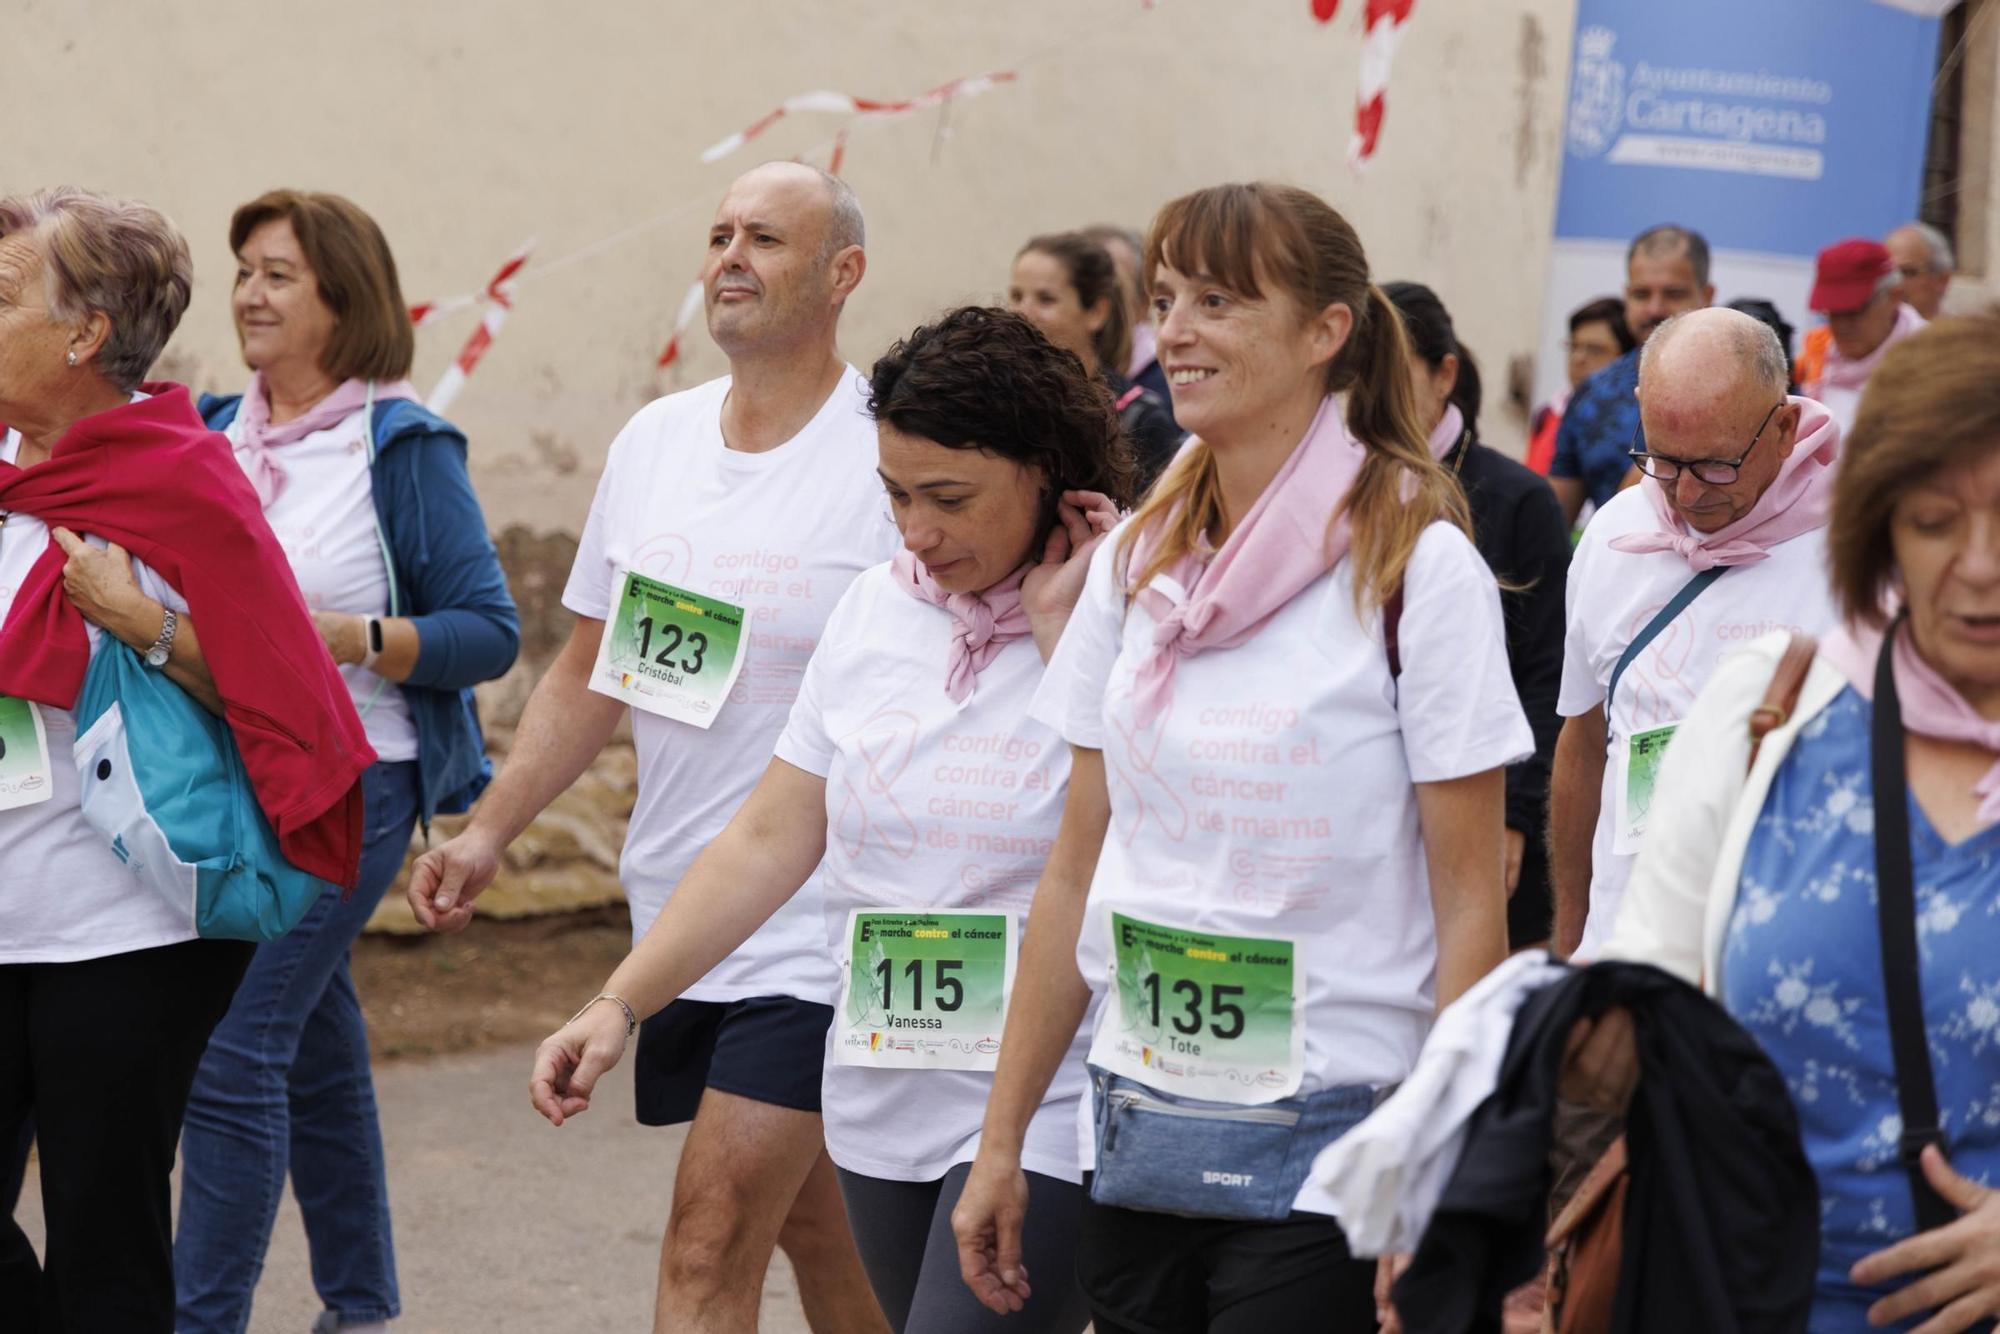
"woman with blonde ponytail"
953,183,1532,1332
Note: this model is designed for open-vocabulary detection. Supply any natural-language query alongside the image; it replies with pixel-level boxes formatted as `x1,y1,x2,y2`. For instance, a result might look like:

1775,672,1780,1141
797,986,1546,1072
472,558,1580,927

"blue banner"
1555,0,1939,257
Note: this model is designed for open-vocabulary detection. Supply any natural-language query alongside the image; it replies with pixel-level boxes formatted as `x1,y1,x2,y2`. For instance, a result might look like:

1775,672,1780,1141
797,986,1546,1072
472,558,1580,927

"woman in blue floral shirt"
1572,313,2000,1333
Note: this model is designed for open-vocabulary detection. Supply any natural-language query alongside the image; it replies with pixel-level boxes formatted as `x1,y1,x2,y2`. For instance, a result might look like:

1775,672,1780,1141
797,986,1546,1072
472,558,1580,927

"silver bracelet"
568,992,637,1038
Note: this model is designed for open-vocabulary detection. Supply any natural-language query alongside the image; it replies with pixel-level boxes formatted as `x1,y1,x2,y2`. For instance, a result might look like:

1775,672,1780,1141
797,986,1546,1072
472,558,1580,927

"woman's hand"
313,610,367,666
1556,1008,1639,1115
1851,1144,2000,1332
951,1149,1034,1315
52,527,158,649
1376,1252,1413,1331
1021,489,1119,660
528,999,631,1126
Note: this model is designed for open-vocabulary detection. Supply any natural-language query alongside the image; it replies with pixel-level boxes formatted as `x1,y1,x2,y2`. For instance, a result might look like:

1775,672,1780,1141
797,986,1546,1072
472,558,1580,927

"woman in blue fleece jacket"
175,190,519,1334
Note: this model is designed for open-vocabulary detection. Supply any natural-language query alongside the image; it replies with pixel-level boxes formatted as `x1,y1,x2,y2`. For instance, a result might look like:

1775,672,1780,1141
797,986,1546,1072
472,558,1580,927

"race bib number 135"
1090,912,1303,1103
588,569,748,728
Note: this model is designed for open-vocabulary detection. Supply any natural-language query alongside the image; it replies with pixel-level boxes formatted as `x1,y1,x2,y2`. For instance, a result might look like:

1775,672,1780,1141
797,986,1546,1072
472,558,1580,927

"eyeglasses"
1627,401,1784,486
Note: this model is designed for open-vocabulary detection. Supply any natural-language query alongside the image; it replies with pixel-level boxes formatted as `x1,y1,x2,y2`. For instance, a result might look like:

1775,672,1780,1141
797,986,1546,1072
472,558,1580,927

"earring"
65,351,77,366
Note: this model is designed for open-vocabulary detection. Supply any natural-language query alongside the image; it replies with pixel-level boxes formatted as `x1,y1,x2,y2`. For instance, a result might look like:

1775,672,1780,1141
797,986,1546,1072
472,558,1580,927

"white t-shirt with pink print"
776,562,1090,1183
563,370,899,1005
1033,518,1532,1203
1557,483,1836,959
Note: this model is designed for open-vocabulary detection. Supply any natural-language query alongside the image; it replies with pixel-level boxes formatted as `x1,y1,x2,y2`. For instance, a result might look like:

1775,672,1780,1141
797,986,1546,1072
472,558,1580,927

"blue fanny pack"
1088,1066,1384,1221
70,640,328,941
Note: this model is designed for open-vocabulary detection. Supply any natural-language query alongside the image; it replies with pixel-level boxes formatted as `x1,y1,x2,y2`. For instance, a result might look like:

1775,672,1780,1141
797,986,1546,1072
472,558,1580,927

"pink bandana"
1821,617,2000,826
889,551,1033,704
1609,396,1840,572
1427,403,1465,461
1124,395,1368,728
1127,320,1159,382
232,374,420,507
1816,304,1926,395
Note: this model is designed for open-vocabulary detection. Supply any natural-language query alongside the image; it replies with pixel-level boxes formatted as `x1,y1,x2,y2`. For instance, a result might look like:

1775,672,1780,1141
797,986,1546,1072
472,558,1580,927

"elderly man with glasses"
1547,307,1844,959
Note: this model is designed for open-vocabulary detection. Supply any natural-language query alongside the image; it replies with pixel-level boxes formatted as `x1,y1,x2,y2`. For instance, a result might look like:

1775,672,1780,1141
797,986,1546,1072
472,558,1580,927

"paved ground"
15,1045,811,1333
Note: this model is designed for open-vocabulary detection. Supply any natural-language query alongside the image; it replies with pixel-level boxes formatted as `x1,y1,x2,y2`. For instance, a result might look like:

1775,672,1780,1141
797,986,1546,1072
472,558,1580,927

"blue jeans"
174,761,418,1332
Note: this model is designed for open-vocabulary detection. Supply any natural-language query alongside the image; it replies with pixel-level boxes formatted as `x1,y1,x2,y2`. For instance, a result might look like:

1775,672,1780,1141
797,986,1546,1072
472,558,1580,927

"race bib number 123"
588,569,748,728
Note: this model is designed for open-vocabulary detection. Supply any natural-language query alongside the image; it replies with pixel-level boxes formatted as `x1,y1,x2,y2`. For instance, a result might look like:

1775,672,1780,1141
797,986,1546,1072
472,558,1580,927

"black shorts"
632,994,833,1126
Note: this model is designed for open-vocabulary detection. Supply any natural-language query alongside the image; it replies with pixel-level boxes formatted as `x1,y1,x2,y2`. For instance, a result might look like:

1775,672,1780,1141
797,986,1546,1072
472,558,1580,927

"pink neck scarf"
1608,395,1840,572
1819,304,1926,393
890,551,1033,704
232,374,420,507
1124,395,1367,728
1820,616,2000,825
1427,403,1465,461
1127,320,1159,381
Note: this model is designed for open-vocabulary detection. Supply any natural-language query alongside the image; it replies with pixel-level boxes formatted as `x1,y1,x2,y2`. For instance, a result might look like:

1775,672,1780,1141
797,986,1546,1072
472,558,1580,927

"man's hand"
406,827,504,931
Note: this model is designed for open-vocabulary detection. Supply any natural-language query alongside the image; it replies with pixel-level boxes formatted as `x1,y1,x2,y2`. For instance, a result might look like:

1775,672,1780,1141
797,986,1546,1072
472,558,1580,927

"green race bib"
0,696,52,812
1614,721,1679,854
834,910,1015,1071
1091,912,1303,1103
588,570,748,728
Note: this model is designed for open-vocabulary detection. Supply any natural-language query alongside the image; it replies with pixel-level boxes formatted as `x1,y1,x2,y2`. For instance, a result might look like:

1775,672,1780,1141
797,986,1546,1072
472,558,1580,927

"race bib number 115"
588,569,748,728
835,910,1015,1072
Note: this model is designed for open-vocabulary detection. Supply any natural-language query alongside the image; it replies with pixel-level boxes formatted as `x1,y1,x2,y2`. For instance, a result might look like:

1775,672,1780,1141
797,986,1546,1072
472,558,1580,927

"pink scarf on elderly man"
1608,395,1840,572
231,373,420,508
1816,304,1926,395
1820,616,2000,826
1124,395,1367,729
890,551,1033,704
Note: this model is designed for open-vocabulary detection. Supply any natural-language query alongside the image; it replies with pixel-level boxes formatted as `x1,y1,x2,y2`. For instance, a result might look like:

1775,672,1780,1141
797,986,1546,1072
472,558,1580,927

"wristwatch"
144,606,177,669
359,616,385,671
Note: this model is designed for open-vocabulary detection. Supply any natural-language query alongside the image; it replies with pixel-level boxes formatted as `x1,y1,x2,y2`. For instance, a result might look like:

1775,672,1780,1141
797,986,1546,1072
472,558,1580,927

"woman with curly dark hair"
528,306,1130,1333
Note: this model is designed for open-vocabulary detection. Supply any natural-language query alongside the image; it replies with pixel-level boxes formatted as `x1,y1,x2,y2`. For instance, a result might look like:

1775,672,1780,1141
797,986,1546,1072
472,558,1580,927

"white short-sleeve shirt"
0,425,196,963
562,370,899,1004
1557,485,1838,957
229,406,417,763
775,563,1089,1183
1033,519,1533,1201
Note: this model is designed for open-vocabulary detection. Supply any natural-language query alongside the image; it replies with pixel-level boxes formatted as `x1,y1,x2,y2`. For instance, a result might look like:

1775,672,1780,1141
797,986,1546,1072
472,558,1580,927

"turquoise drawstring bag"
70,640,326,941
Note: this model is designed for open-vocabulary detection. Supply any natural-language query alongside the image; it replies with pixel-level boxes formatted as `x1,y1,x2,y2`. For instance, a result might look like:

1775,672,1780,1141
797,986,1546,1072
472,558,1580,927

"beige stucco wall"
11,0,1575,510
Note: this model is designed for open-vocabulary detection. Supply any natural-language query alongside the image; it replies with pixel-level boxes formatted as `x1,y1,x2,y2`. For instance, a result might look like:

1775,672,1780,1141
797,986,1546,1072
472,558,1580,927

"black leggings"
1077,1190,1380,1333
836,1162,1093,1334
0,938,253,1333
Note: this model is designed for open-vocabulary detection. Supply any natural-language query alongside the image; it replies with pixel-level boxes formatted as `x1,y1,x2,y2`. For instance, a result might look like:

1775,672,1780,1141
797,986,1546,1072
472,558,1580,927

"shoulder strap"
1868,615,1955,1233
1605,566,1728,714
1384,585,1404,681
1746,633,1819,772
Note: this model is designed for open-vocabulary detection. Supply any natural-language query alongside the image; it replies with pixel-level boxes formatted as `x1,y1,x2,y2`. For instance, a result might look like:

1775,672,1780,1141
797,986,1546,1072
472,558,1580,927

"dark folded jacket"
1394,962,1818,1334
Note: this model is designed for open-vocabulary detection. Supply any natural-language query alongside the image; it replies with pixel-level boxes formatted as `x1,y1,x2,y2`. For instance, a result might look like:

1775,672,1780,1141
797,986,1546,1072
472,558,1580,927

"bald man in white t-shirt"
1550,309,1841,959
409,164,896,1334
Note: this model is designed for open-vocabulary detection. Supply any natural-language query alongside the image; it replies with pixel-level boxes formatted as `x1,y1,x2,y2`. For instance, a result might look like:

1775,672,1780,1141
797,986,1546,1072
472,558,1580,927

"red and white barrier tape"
423,242,534,414
1311,0,1415,168
699,71,1018,165
655,280,706,370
